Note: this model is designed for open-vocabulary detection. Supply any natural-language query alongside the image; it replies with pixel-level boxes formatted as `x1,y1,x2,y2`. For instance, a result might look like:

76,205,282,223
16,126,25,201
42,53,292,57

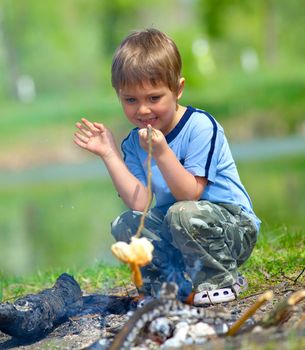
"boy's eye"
125,97,136,103
150,95,161,102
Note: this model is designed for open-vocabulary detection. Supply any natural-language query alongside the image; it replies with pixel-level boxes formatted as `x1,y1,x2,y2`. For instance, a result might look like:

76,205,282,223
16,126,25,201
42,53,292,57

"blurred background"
0,0,304,276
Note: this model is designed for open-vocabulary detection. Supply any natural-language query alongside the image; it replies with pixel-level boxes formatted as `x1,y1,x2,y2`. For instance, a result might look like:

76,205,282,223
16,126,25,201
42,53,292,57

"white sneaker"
193,275,248,306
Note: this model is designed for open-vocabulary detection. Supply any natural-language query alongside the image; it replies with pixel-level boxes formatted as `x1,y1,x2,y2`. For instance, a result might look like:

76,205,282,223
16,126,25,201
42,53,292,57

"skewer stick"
261,289,305,328
111,126,154,289
135,125,153,238
130,126,153,288
227,290,273,336
130,262,143,288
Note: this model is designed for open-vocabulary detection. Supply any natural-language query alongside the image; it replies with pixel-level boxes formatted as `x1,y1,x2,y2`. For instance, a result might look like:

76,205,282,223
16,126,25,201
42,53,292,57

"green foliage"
0,0,105,96
183,68,305,137
196,0,305,68
1,0,305,100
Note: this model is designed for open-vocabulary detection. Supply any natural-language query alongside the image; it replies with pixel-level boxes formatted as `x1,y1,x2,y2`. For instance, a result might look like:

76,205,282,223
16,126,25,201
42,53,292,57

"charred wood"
0,273,83,339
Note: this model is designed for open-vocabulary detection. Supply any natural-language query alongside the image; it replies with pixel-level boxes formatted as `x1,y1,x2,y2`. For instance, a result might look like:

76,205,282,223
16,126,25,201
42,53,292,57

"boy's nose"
138,104,151,115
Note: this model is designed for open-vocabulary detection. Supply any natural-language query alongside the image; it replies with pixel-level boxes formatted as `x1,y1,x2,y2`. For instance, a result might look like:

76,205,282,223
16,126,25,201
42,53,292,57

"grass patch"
0,262,130,303
241,228,305,293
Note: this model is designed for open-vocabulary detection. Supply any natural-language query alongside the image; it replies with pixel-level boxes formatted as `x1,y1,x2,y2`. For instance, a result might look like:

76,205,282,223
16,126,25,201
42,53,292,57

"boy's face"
119,79,184,135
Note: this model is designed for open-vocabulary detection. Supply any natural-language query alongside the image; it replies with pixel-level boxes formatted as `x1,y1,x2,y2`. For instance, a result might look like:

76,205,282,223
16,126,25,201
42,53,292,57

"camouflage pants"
111,200,258,299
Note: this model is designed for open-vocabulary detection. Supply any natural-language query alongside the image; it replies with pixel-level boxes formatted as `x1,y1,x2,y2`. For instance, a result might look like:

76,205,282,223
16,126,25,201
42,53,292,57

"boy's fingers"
76,121,97,138
76,121,89,133
93,122,105,132
81,118,99,132
78,126,93,138
138,128,148,138
74,132,89,143
73,138,87,149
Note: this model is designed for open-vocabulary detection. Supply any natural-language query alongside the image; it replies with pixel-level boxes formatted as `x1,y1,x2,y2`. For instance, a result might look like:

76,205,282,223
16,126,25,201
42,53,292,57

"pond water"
0,135,304,187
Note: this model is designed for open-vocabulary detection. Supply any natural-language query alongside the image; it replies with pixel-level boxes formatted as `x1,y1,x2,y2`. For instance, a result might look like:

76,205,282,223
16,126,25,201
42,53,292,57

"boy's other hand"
138,125,167,155
74,118,118,159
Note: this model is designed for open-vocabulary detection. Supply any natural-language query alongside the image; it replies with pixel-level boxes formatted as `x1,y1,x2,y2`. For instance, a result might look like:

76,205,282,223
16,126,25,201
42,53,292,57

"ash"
0,275,304,350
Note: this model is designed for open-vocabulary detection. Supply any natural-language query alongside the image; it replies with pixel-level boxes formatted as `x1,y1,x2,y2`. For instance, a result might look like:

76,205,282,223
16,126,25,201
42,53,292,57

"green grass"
0,262,130,303
241,229,305,294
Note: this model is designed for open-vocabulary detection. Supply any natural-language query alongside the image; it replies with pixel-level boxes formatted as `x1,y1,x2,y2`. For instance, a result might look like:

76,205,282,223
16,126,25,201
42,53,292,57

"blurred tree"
0,1,27,98
196,0,305,67
98,0,140,55
0,0,103,99
1,0,304,100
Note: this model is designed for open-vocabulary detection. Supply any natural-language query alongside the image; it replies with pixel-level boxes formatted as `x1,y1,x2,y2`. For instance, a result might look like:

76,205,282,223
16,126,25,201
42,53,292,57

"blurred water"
0,136,304,187
0,161,108,187
230,135,305,161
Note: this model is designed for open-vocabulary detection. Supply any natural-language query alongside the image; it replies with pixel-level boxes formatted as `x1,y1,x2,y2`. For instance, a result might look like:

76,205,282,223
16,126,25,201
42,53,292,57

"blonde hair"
111,28,182,94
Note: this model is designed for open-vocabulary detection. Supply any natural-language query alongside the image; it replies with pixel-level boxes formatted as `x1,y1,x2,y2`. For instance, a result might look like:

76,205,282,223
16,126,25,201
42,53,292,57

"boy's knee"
166,201,191,226
111,210,140,242
166,200,215,228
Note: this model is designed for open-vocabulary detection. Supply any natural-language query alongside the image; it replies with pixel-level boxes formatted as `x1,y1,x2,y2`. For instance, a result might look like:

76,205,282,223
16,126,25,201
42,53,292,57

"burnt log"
0,273,83,339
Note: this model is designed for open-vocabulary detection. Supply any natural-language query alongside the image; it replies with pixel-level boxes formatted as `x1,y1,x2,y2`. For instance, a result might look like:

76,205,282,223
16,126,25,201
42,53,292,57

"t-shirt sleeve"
121,132,147,186
183,120,222,183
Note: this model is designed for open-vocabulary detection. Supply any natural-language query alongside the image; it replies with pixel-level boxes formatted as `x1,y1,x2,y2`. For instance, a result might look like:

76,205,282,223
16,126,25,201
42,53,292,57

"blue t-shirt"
121,106,260,230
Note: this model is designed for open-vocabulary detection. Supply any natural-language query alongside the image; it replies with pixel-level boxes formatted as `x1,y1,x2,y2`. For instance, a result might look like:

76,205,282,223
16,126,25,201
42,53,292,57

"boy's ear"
177,77,185,100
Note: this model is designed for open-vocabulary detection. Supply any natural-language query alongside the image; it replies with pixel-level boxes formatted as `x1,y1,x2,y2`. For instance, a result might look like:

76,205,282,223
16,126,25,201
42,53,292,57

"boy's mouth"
138,116,158,125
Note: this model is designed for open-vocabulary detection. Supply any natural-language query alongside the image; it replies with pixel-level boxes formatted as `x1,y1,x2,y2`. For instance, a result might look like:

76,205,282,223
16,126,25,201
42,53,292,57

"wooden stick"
294,266,305,283
227,290,273,336
135,125,153,238
131,126,153,288
294,313,305,329
130,262,143,288
260,289,305,328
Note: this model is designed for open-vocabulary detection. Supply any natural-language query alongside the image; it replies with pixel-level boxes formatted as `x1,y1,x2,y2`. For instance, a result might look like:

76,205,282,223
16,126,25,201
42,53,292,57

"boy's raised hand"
74,118,118,159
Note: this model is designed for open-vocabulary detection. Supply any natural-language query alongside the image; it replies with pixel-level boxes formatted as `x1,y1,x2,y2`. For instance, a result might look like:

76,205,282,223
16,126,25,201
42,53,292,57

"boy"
74,28,260,305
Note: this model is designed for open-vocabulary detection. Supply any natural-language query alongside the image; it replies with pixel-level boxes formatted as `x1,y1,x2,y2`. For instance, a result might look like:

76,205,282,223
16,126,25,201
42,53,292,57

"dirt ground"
0,279,304,350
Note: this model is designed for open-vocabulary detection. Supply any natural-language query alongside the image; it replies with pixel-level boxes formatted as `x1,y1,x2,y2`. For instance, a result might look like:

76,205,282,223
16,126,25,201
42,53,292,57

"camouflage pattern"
111,200,258,299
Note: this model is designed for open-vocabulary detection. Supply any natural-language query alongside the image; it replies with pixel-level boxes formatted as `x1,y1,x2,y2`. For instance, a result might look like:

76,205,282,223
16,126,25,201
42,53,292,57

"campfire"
0,273,304,350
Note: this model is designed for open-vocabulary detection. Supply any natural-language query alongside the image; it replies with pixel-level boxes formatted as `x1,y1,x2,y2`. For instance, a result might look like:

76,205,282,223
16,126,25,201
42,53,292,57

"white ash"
148,317,174,340
125,308,252,350
161,321,189,349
